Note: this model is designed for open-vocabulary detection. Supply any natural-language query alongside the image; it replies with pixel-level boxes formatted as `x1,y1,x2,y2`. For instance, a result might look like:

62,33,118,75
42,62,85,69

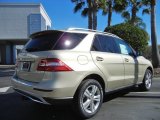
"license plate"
21,62,31,71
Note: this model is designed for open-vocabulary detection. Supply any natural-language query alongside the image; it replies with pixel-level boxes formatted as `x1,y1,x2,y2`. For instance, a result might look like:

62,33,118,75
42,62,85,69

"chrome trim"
12,77,33,87
13,88,50,105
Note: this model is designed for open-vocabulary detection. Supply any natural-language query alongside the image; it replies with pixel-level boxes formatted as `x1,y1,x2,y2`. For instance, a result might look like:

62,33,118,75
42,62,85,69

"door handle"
96,56,104,61
124,58,129,62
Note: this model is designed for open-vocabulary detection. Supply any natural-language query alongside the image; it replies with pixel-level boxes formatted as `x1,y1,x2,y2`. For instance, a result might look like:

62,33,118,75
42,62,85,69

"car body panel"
91,51,125,90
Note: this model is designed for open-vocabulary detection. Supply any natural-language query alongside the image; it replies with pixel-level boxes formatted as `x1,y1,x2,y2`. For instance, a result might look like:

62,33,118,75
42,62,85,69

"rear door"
91,35,125,90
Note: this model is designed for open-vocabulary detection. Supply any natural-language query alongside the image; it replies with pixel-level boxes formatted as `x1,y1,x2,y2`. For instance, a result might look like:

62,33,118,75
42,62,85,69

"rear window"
25,31,87,52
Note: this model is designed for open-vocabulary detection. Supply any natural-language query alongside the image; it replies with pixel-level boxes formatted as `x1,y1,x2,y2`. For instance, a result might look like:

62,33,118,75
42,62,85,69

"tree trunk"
92,0,97,30
151,0,160,68
88,0,92,29
108,0,112,27
131,4,137,25
93,9,97,30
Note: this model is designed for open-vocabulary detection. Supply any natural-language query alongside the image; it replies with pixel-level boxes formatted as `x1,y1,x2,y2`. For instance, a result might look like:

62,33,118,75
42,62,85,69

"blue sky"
0,0,160,44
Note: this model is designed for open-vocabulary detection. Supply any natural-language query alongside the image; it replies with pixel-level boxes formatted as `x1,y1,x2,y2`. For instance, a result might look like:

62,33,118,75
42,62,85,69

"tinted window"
115,38,134,55
91,35,118,53
91,36,102,51
25,31,87,52
54,33,86,50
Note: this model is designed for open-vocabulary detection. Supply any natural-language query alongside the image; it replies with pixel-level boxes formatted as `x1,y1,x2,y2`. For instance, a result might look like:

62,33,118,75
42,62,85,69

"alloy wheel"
80,85,101,114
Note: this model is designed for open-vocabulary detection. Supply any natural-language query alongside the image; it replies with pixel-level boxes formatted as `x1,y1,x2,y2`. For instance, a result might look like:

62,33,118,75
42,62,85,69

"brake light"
37,58,73,72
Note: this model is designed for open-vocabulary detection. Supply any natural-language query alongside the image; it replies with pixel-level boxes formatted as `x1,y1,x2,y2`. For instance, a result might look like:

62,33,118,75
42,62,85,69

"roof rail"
68,27,116,37
68,28,102,32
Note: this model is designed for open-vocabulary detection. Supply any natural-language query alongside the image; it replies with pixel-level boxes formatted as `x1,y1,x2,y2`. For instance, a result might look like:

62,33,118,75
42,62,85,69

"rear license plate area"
21,62,31,71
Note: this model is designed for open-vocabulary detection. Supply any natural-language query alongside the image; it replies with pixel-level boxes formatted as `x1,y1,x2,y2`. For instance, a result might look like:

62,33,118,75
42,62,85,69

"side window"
91,36,102,51
97,35,118,53
115,38,134,55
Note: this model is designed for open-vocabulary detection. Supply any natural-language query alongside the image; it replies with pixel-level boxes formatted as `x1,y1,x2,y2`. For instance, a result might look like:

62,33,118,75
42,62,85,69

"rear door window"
25,31,87,52
91,34,119,53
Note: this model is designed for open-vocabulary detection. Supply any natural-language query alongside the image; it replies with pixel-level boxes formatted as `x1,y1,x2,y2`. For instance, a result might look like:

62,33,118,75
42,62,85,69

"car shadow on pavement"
0,92,85,120
103,87,131,103
0,87,155,120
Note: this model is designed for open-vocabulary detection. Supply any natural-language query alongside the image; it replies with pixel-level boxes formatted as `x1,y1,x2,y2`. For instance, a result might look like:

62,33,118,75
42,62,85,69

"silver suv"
12,28,153,118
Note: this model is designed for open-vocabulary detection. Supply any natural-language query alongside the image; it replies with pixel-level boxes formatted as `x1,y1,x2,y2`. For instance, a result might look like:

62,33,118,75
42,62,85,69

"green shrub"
104,23,149,52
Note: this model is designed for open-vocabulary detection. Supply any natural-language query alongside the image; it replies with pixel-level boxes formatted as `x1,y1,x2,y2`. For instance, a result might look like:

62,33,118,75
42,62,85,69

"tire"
73,79,104,119
139,69,153,91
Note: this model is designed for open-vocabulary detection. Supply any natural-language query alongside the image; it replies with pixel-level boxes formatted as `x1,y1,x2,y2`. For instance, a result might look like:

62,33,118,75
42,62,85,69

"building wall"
40,4,51,29
0,4,40,39
0,3,51,40
0,3,52,64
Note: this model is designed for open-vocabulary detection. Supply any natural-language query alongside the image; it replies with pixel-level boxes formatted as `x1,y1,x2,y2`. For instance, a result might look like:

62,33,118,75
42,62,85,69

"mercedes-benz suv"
12,28,153,118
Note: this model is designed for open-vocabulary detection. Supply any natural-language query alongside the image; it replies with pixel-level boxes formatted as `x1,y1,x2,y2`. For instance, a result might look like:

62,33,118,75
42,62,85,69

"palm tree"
150,0,160,67
88,0,92,29
112,0,150,29
102,0,146,28
71,0,106,30
93,0,107,30
120,0,145,26
107,0,112,27
92,0,98,30
71,0,92,29
142,0,160,67
102,0,128,27
103,0,112,27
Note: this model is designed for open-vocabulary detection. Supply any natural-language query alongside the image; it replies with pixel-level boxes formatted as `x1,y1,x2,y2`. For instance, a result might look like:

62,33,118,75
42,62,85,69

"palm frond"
142,8,151,15
113,0,128,13
102,9,108,15
81,8,89,17
134,17,146,29
142,0,151,6
121,11,131,20
74,2,85,13
71,0,77,2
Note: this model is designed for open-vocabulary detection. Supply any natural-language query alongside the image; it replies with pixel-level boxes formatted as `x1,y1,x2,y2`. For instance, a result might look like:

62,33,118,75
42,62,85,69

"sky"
0,0,160,44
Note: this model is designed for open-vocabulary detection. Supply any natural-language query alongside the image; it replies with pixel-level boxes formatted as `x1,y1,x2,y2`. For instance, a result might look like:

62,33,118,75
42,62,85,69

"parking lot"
0,70,160,120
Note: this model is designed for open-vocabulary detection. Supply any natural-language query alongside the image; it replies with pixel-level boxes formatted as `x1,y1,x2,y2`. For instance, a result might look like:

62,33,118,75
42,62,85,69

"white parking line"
0,87,10,93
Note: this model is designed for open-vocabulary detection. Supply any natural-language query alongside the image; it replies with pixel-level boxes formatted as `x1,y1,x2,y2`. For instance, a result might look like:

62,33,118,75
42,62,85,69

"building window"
28,14,41,35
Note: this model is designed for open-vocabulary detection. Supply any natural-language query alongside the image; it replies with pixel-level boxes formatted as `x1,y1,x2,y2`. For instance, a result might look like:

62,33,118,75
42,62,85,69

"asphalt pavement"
0,70,160,120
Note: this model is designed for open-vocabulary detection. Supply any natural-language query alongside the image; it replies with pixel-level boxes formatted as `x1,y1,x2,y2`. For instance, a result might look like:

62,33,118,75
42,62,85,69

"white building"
0,3,52,64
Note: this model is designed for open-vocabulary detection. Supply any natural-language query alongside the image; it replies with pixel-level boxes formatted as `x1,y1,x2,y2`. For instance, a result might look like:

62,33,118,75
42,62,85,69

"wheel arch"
74,73,106,98
147,66,153,74
83,74,105,92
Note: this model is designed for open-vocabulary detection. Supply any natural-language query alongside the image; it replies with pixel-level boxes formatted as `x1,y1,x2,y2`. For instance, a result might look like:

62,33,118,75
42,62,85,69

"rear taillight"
37,58,73,72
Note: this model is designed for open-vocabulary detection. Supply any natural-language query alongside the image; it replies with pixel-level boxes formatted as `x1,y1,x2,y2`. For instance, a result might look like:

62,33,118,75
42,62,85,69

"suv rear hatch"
16,30,87,82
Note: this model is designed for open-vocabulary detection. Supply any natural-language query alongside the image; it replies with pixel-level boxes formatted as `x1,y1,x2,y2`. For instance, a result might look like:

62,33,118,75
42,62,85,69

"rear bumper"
11,76,74,104
13,88,72,105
